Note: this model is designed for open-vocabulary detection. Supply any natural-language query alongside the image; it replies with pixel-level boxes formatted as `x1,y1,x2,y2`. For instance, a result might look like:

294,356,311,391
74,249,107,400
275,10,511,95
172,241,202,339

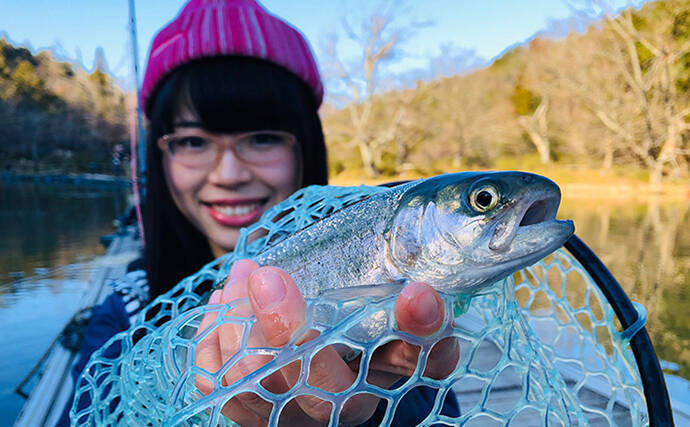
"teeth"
212,203,260,216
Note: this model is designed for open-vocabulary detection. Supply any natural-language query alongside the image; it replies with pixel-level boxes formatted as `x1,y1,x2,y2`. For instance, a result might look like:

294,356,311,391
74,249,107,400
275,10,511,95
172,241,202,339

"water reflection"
0,181,127,281
559,198,690,379
0,181,128,420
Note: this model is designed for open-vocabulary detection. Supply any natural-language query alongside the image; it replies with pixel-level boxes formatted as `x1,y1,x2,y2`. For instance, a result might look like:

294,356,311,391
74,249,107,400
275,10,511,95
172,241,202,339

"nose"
207,149,253,187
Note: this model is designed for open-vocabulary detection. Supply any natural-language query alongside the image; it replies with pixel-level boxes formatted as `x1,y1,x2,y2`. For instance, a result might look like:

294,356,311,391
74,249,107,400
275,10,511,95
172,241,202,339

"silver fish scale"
254,186,407,298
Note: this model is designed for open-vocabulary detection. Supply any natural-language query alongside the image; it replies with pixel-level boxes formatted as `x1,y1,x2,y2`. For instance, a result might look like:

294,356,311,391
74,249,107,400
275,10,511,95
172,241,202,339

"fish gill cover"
71,175,648,426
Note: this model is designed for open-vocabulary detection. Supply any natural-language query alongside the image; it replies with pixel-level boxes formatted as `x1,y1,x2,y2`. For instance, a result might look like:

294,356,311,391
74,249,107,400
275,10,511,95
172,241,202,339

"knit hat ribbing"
141,0,323,116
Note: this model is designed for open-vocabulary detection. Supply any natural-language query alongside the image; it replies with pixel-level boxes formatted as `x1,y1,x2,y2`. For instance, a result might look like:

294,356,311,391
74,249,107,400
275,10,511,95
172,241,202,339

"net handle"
564,234,673,426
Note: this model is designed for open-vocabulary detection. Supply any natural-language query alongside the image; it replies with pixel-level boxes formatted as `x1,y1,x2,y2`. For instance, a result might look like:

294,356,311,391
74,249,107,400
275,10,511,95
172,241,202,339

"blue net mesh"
71,184,648,426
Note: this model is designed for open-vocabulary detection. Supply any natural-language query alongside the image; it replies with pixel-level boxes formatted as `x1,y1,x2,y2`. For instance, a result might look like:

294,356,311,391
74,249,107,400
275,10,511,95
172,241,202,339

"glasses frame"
157,129,298,169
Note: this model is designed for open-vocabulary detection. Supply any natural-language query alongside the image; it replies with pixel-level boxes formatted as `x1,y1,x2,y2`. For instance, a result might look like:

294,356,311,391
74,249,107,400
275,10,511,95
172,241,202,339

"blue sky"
0,1,646,90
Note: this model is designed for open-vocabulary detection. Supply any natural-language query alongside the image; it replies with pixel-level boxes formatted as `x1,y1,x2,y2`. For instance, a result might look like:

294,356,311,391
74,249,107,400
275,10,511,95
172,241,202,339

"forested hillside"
322,0,689,184
0,41,127,174
0,0,687,182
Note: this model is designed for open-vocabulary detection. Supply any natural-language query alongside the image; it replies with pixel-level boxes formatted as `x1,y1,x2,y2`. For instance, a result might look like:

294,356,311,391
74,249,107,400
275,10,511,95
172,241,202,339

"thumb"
394,282,445,336
247,267,306,346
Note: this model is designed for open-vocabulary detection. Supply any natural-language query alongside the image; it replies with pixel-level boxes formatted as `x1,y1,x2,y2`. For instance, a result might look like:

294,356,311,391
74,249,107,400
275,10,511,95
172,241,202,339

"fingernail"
230,259,254,280
251,270,286,310
229,263,242,279
222,278,241,301
402,283,441,326
209,290,222,304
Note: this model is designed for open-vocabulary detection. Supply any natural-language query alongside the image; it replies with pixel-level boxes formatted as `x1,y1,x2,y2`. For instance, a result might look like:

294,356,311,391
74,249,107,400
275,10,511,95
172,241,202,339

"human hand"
194,260,459,426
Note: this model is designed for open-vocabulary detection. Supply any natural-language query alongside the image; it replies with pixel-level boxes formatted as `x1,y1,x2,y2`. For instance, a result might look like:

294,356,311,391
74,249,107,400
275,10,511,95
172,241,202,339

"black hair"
144,56,328,299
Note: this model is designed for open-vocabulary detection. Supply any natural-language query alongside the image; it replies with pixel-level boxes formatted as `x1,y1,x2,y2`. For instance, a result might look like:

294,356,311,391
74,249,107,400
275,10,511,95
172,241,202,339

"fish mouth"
466,200,573,292
519,197,559,226
464,218,574,292
489,194,561,252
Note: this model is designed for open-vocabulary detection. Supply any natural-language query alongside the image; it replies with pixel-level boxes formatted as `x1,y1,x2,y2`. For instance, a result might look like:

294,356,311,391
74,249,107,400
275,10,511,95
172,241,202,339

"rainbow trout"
252,171,574,298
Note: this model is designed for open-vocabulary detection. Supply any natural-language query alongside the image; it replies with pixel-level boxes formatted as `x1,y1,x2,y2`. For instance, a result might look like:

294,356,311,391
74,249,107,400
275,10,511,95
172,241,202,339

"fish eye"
469,185,499,213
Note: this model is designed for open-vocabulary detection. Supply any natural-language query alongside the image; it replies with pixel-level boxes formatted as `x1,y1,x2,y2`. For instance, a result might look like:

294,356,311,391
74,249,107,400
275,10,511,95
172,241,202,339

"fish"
246,171,574,299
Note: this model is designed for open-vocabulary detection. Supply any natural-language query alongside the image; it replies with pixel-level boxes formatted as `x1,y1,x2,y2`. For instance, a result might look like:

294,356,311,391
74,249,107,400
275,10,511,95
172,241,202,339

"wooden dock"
14,230,140,427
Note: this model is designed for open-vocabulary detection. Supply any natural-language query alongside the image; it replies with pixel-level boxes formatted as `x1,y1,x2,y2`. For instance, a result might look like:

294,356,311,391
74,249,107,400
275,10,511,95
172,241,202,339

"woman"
62,0,459,425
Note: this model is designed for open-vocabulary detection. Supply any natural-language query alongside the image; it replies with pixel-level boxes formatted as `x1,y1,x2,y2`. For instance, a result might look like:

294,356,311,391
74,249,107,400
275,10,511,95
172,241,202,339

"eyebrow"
173,121,203,128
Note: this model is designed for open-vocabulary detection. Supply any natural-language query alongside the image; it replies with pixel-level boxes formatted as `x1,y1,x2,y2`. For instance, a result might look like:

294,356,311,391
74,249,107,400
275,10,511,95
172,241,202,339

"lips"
203,198,268,227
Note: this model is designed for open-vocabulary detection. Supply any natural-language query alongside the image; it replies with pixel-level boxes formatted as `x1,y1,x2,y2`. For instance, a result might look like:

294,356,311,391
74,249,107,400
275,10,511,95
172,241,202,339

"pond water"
0,181,129,424
558,197,690,381
0,181,687,424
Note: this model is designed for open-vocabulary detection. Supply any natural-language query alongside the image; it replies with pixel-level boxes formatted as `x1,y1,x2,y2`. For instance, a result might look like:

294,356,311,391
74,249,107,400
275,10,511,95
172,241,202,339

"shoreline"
3,171,688,200
330,171,690,201
1,172,130,187
560,182,689,200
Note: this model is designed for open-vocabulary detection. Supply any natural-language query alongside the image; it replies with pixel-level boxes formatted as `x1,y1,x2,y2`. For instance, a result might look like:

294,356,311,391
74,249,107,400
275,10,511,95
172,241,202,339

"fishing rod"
128,0,146,242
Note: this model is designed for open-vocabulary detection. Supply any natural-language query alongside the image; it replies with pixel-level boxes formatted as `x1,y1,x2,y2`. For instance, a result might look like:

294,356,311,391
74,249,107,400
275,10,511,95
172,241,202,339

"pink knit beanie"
141,0,323,116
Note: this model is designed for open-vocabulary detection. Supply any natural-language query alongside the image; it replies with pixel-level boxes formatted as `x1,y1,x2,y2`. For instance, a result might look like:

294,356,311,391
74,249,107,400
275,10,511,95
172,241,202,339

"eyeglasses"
157,130,298,169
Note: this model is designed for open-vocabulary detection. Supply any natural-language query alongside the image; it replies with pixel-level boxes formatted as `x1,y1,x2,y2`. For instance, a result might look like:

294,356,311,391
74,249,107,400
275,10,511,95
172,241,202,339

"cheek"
260,155,300,195
163,157,207,204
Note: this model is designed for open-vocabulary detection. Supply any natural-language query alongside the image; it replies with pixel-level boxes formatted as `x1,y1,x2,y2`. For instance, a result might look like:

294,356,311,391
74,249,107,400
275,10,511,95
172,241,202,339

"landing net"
71,184,648,426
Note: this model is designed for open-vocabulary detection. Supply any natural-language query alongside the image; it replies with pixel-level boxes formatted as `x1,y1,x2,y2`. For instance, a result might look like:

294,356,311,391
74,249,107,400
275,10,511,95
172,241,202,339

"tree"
511,75,551,164
0,39,128,173
322,0,431,177
561,0,690,183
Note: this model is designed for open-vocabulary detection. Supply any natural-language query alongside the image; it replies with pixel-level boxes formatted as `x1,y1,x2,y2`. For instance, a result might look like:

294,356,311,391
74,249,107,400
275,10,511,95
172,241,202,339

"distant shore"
1,171,130,187
331,168,690,201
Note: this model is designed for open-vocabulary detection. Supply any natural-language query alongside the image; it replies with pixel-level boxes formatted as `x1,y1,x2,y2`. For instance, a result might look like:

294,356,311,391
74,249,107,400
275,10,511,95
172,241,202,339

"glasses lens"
160,131,296,168
237,132,295,164
164,136,217,167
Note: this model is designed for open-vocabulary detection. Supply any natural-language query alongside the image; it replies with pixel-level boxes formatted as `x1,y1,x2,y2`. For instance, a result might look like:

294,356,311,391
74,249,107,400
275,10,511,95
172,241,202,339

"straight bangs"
160,56,316,136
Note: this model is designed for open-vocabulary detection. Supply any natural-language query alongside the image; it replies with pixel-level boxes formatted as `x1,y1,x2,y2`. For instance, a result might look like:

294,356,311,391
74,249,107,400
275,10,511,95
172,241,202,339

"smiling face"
162,109,302,258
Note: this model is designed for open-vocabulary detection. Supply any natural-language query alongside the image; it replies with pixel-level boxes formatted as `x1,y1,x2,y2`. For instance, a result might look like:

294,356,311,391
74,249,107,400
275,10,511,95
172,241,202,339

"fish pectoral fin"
317,280,407,302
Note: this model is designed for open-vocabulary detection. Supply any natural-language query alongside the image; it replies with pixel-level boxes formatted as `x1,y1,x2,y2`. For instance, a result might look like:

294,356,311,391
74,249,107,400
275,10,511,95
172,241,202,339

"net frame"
563,236,672,425
70,182,673,426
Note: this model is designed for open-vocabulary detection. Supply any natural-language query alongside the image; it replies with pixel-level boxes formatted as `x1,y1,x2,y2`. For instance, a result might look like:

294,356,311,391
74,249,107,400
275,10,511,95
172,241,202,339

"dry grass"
330,166,690,201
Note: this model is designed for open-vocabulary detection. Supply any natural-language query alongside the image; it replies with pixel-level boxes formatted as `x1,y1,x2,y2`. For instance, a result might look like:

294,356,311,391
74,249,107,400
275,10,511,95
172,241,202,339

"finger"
367,339,424,381
218,260,260,381
366,337,458,389
219,262,278,419
219,397,269,426
395,283,458,379
248,269,379,424
366,283,447,381
247,267,305,346
229,259,259,281
195,290,223,395
395,282,444,336
296,344,379,425
424,336,459,379
197,289,223,336
218,285,258,372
